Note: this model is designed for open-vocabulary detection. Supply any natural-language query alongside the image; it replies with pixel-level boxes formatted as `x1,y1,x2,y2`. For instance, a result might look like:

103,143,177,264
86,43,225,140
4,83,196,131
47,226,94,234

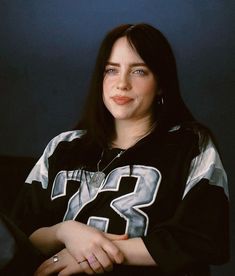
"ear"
156,88,163,96
156,92,164,105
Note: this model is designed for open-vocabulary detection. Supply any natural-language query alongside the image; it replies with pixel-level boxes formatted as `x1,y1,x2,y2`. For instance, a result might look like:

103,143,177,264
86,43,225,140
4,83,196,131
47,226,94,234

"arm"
29,223,64,257
140,137,229,273
34,239,156,276
142,181,229,273
31,226,155,276
30,220,127,274
30,220,126,260
113,237,156,266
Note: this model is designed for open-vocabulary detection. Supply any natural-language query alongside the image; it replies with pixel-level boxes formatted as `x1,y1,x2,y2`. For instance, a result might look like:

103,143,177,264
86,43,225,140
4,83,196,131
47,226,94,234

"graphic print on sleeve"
51,165,161,237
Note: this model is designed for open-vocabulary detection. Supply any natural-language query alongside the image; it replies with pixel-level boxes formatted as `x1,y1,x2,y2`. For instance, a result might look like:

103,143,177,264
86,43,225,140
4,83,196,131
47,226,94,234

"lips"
112,96,133,105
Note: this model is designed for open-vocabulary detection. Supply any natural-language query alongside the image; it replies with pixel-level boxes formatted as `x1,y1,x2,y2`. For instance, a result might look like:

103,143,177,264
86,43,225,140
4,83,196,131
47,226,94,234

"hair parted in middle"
77,23,194,147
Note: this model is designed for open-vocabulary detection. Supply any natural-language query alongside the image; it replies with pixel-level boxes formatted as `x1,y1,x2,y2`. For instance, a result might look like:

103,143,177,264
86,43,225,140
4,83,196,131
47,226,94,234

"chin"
110,113,129,120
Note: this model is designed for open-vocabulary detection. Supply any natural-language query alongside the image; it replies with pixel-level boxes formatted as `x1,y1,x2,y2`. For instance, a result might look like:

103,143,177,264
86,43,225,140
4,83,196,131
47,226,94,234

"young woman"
12,23,229,276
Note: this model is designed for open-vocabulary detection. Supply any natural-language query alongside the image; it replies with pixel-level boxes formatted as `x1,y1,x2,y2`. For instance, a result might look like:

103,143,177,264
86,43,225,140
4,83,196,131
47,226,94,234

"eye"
104,67,118,75
133,69,147,76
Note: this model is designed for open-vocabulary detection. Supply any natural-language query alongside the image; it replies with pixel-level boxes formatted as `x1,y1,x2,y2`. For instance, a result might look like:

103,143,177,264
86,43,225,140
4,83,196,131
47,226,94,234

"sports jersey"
13,125,229,276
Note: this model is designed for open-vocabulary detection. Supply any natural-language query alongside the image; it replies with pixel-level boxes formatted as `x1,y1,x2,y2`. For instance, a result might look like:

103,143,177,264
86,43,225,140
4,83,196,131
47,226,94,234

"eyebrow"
106,62,147,67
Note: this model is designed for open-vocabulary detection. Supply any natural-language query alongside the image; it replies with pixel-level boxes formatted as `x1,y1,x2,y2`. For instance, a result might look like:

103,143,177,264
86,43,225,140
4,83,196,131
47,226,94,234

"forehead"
108,37,144,63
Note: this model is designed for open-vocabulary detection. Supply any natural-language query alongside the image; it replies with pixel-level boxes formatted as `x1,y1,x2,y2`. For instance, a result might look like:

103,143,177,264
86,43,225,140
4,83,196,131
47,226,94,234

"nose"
116,73,131,91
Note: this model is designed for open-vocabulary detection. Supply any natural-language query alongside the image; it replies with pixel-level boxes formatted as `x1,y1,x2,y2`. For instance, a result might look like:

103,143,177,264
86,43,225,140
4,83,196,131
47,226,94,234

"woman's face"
103,36,158,124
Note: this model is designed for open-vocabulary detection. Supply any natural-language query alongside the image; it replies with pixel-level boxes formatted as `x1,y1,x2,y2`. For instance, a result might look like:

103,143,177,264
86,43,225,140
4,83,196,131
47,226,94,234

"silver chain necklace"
89,123,156,188
89,149,126,188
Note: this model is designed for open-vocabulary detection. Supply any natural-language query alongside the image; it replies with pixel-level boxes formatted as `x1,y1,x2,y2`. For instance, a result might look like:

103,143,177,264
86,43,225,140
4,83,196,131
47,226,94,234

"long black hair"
77,23,195,147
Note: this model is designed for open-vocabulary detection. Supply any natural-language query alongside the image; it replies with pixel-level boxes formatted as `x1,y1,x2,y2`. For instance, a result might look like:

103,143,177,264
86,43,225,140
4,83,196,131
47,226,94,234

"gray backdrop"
0,1,234,274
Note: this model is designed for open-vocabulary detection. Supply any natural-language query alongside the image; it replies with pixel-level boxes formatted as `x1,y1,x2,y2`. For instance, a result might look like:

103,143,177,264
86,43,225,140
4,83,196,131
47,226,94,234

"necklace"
89,123,156,188
89,149,126,188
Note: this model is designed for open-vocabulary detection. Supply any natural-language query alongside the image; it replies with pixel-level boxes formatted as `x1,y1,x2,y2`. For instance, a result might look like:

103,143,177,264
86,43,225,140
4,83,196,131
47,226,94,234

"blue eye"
104,68,117,75
133,69,146,75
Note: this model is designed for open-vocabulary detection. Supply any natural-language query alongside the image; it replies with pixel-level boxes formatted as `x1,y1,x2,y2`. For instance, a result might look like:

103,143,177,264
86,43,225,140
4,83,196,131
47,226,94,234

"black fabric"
10,127,229,275
143,182,229,274
0,156,42,275
0,212,43,276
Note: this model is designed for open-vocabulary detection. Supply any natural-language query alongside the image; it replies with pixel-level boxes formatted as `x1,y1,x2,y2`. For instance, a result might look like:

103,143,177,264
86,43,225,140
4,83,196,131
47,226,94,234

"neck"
112,116,154,149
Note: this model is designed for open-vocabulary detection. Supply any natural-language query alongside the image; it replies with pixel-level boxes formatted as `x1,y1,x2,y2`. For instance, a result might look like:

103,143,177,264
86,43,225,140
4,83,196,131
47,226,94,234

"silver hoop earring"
157,95,164,105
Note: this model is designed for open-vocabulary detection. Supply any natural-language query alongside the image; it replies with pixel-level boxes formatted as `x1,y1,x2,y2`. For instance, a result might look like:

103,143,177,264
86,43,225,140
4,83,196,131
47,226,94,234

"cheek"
137,76,157,91
103,82,111,103
141,94,156,109
147,81,158,101
139,83,157,103
103,77,115,89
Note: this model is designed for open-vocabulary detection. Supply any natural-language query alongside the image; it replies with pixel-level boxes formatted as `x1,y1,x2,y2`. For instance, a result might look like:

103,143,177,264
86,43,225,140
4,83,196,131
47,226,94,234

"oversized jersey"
13,125,229,276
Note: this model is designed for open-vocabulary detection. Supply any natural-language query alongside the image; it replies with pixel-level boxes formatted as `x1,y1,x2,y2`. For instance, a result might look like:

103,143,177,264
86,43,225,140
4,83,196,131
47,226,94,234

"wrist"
56,220,79,244
56,221,68,244
114,238,156,266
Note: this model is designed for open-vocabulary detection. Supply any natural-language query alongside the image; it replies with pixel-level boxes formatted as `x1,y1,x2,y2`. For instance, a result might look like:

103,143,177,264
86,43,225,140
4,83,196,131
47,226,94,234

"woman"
12,23,229,275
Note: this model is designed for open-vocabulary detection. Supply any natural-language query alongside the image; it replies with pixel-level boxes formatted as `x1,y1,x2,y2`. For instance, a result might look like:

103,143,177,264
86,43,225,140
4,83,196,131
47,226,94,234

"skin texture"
103,37,157,123
32,221,127,275
103,36,159,149
31,221,155,275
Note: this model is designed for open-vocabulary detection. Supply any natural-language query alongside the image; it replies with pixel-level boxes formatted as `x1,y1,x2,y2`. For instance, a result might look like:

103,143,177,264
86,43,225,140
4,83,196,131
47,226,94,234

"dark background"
0,1,234,274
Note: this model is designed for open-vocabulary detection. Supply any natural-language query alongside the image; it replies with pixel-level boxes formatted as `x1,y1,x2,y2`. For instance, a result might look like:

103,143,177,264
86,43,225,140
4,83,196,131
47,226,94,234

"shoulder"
43,130,86,157
168,121,214,144
167,121,224,167
165,123,200,150
25,130,86,187
182,122,228,198
49,130,85,145
163,121,221,160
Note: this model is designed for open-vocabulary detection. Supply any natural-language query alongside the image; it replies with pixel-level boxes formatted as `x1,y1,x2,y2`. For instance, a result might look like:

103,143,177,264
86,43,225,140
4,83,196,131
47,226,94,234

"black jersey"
13,125,229,276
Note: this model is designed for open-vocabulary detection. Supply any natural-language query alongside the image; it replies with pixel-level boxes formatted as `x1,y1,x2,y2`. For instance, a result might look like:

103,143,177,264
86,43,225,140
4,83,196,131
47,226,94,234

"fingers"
76,250,113,274
58,263,91,276
102,239,125,264
34,247,115,276
105,233,128,241
86,255,104,274
37,225,126,276
89,248,113,273
72,231,125,266
34,249,82,276
76,259,94,275
34,254,66,276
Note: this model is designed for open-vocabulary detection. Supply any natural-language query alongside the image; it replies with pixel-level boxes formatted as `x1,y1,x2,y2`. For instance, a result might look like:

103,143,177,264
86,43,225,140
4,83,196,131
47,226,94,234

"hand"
56,220,127,274
34,248,86,276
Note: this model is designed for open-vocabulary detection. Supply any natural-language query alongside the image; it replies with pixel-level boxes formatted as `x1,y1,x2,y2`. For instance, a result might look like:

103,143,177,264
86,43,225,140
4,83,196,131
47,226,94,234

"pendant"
90,171,106,188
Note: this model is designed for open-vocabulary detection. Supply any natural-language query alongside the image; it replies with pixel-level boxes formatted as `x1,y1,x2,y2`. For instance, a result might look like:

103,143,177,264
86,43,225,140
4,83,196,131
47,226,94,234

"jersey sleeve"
11,130,84,236
142,137,229,274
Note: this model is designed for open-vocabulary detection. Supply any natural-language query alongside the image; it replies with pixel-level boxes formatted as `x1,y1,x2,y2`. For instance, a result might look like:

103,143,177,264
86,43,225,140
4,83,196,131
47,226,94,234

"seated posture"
12,23,229,276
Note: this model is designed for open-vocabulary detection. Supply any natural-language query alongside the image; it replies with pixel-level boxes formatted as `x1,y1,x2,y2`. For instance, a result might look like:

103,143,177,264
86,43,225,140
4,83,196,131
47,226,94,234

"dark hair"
77,23,194,147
